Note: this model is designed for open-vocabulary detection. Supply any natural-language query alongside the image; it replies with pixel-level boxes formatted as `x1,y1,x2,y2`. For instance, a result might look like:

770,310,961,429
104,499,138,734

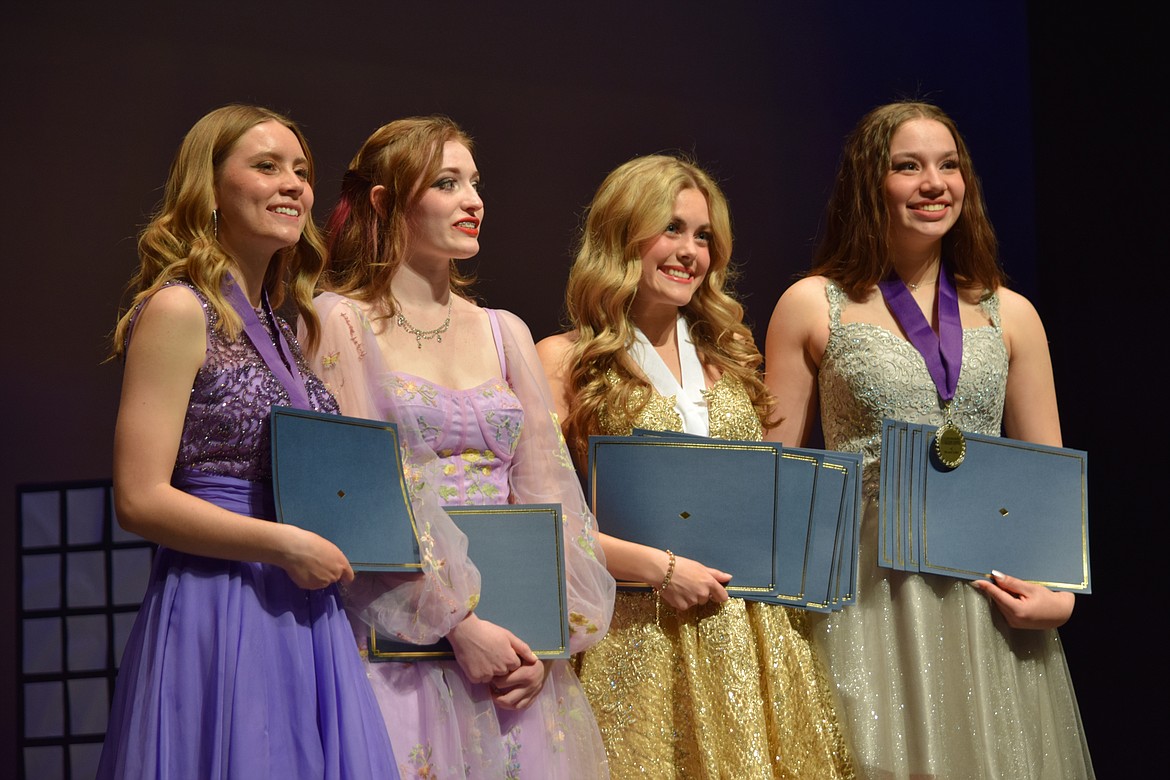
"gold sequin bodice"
597,369,763,441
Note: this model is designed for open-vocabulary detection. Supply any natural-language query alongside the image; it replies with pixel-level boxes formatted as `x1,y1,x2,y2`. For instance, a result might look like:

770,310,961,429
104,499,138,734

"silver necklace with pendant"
396,298,452,349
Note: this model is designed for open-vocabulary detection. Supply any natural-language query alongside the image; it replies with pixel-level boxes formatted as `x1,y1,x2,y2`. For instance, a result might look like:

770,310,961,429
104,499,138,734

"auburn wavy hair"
112,104,326,358
320,116,476,334
560,154,775,466
810,100,1004,298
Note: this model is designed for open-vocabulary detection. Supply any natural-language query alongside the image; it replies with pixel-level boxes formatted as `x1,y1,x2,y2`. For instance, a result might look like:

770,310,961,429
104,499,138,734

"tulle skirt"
812,499,1094,780
364,650,608,780
97,475,398,779
576,593,854,779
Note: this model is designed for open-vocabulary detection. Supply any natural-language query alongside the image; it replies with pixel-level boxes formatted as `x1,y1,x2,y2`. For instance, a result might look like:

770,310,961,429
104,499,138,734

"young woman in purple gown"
97,104,398,779
300,116,615,779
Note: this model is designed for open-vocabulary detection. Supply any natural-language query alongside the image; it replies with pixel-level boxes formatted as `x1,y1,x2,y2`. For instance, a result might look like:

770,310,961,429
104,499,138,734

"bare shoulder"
768,275,831,334
535,330,577,369
994,285,1044,326
992,285,1051,362
141,282,204,318
130,283,206,343
772,275,828,315
122,284,208,381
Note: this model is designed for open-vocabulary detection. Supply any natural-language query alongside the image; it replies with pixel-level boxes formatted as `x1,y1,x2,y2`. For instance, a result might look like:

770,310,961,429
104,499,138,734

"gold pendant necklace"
396,298,452,349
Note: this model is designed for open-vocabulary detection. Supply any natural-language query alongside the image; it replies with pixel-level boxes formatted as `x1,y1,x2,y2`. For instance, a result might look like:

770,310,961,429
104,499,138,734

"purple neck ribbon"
222,273,312,410
877,263,962,403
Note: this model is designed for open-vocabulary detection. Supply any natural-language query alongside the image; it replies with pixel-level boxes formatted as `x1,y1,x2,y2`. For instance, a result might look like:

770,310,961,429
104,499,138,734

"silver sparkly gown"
813,280,1094,779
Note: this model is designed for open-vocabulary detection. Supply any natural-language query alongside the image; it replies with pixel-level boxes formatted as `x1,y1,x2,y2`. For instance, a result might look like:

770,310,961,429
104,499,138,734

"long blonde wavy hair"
111,104,327,358
560,154,775,466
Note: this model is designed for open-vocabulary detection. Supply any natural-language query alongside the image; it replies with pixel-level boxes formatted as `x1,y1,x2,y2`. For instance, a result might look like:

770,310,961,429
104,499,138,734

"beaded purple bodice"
158,281,339,481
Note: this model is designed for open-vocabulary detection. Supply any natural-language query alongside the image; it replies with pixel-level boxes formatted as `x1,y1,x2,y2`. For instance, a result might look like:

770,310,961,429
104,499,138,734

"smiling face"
407,140,483,263
213,120,313,265
632,187,712,316
883,117,966,255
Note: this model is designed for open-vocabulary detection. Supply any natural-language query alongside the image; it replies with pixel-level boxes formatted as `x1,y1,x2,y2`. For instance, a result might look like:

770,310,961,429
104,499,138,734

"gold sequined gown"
813,281,1094,779
575,372,855,779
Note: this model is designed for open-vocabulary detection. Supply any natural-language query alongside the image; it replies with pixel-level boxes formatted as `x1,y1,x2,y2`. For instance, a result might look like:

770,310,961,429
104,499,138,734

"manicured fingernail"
991,569,1004,580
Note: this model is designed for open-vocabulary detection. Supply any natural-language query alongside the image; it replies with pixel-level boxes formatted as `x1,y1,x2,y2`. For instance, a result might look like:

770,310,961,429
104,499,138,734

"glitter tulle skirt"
576,592,854,779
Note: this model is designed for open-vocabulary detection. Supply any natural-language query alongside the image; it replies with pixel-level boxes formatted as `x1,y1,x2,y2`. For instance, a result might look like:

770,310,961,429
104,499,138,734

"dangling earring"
212,209,219,239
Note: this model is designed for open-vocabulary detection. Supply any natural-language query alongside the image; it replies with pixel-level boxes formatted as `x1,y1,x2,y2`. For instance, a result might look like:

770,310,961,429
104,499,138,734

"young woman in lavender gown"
98,104,398,780
300,115,615,780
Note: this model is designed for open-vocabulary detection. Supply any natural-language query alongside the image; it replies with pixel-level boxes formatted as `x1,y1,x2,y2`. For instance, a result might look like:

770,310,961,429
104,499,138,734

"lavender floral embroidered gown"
97,281,398,780
305,293,615,780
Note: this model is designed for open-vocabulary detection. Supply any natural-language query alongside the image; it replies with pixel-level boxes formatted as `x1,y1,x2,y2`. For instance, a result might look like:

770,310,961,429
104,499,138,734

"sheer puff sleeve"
299,292,481,644
495,309,615,653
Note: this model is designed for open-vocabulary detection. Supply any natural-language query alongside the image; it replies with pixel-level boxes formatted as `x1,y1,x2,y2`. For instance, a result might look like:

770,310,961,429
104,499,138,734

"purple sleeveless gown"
97,281,399,779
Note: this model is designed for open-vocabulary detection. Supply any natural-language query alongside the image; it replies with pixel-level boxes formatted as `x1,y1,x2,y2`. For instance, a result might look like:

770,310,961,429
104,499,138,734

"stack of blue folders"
269,407,572,660
587,431,861,612
878,418,1091,592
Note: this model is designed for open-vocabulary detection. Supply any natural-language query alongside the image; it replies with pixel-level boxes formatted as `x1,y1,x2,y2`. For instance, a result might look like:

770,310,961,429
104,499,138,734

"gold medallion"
934,421,966,469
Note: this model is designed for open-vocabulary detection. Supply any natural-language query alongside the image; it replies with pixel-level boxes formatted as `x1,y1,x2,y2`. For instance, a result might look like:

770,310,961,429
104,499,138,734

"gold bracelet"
656,549,676,592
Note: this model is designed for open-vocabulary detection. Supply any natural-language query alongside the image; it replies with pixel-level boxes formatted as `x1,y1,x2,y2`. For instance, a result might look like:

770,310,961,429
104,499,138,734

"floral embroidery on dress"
547,695,568,754
449,449,503,504
574,529,600,561
484,409,520,453
502,727,522,780
389,376,441,407
417,521,450,588
338,306,368,361
568,611,600,635
416,415,442,442
320,351,339,370
402,743,437,779
401,461,427,496
548,411,576,472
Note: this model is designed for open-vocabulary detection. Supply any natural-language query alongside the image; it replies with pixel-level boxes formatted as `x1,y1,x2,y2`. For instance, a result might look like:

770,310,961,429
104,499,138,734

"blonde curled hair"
560,154,775,466
112,104,326,358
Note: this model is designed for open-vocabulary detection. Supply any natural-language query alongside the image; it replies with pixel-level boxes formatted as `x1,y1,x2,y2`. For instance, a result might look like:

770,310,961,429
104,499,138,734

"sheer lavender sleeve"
495,310,615,653
299,292,481,644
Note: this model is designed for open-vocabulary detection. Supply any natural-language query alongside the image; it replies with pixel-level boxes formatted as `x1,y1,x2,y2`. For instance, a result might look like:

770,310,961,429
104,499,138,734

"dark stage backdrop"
2,1,1155,774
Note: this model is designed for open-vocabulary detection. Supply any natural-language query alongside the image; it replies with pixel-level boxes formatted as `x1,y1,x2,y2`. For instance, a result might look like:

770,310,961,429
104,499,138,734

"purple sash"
223,274,312,410
173,468,275,520
878,264,963,403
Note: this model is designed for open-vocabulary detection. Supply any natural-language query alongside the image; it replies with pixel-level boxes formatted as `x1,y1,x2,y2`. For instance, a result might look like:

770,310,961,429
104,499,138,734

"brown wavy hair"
810,100,1004,298
320,116,476,329
112,104,327,358
560,154,775,466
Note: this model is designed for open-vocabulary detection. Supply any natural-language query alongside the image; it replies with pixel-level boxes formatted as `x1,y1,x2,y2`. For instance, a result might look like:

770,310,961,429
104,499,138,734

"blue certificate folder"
269,406,421,572
612,431,861,611
878,418,1091,592
368,504,571,661
589,434,782,601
